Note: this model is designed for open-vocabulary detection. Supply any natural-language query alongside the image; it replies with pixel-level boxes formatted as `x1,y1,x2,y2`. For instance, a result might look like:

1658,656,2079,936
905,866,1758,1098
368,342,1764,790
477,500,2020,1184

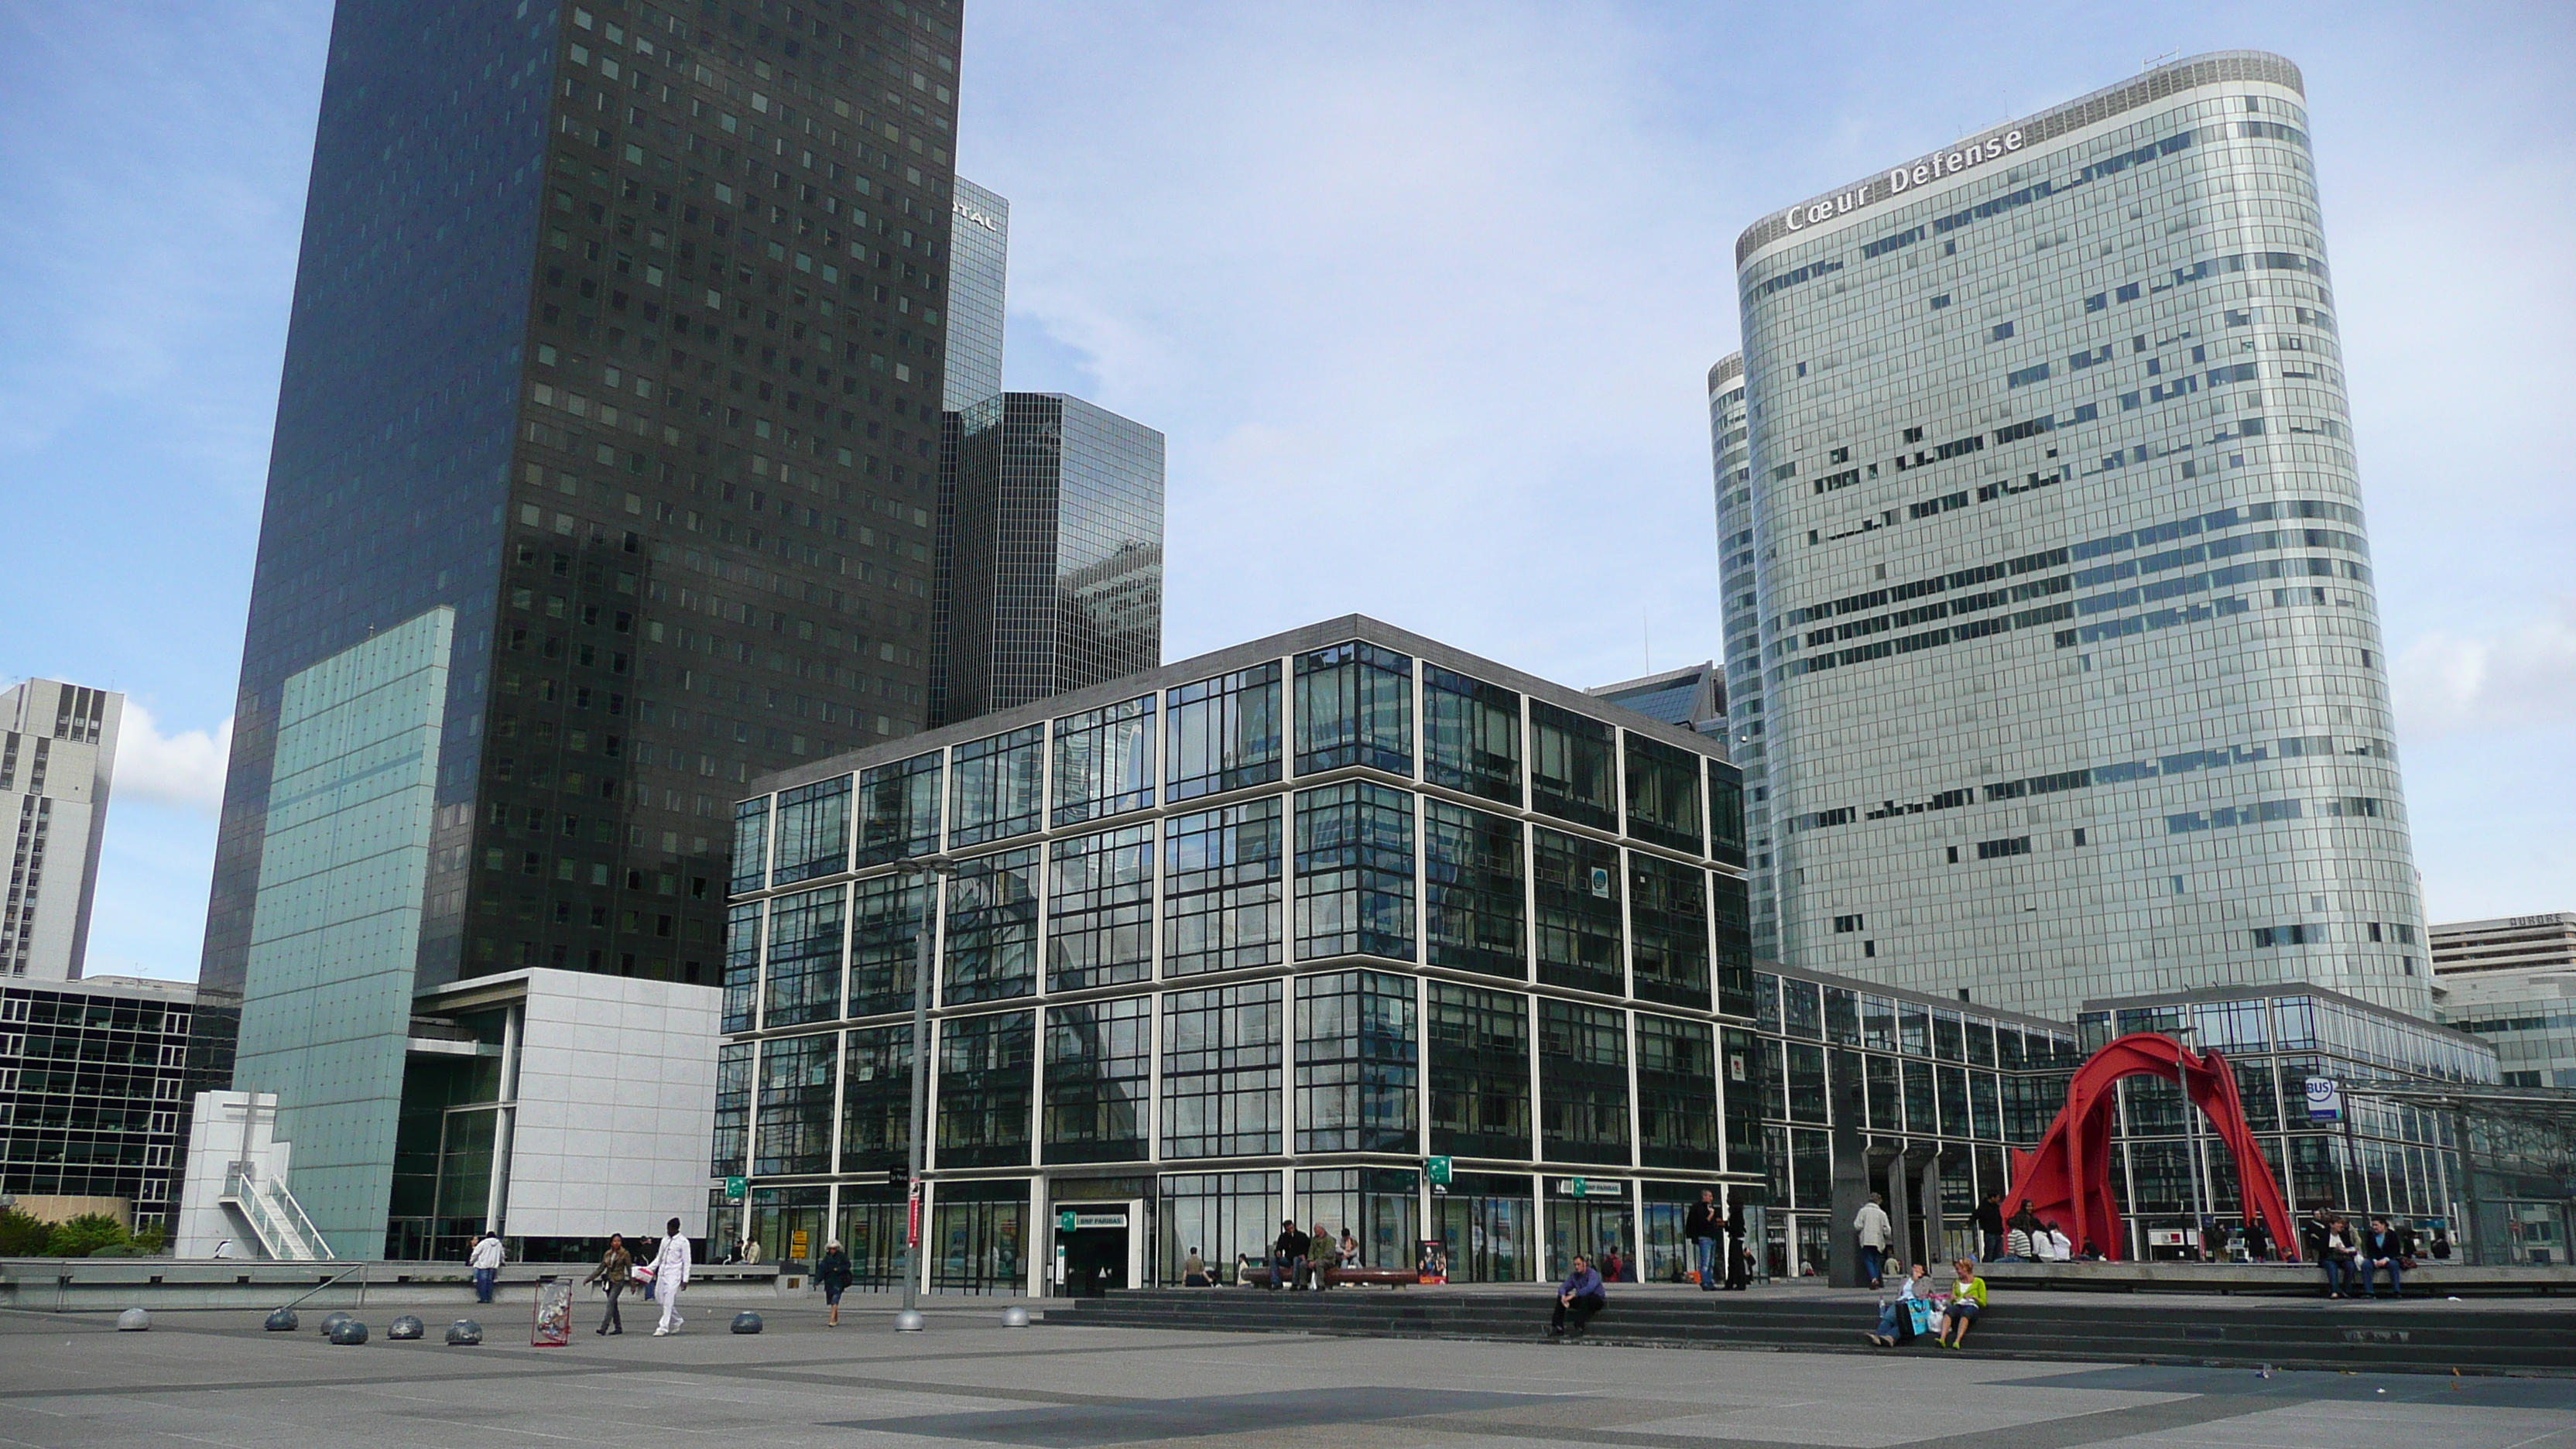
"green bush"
0,1208,48,1256
43,1214,132,1258
132,1225,169,1255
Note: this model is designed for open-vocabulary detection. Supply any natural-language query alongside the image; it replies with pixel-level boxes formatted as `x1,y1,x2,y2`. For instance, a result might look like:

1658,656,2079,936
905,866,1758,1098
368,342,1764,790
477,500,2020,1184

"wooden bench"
1234,1266,1420,1289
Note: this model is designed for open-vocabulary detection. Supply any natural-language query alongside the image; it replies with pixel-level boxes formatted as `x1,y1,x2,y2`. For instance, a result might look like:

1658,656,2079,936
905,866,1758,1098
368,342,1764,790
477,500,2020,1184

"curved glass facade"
1734,51,2427,1021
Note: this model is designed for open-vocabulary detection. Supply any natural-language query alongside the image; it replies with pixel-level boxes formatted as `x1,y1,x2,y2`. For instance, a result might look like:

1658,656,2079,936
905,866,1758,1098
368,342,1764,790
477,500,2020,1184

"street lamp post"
896,856,952,1332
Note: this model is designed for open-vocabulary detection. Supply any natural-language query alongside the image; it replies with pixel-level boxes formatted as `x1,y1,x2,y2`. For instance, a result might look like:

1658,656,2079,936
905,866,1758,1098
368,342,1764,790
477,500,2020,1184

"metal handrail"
277,1259,370,1312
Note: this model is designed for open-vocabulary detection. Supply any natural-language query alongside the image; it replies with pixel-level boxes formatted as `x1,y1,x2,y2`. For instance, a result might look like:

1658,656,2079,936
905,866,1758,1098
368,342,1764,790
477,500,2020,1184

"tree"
0,1208,48,1256
43,1214,132,1258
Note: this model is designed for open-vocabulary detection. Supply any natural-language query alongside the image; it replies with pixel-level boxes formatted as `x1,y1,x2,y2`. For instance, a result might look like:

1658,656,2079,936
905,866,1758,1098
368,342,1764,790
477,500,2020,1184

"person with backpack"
818,1239,854,1327
586,1233,632,1335
651,1216,693,1335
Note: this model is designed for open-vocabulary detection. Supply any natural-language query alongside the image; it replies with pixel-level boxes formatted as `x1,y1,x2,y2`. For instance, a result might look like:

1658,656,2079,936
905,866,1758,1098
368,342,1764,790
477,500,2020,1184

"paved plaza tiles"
5,1297,2574,1448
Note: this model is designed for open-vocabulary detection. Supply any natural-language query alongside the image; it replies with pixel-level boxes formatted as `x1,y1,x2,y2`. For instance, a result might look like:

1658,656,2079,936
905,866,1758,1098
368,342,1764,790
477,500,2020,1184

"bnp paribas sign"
1780,128,2026,234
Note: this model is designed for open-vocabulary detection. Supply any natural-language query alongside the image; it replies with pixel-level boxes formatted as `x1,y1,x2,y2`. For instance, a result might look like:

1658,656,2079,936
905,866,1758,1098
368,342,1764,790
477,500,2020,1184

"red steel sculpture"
2002,1032,2300,1262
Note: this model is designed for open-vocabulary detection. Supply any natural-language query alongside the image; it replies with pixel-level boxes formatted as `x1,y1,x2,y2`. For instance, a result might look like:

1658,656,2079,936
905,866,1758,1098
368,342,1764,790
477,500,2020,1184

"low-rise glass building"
720,618,1757,1292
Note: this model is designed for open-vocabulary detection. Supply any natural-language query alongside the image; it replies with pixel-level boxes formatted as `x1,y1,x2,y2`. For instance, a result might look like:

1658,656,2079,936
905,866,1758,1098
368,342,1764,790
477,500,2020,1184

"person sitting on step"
1548,1253,1607,1338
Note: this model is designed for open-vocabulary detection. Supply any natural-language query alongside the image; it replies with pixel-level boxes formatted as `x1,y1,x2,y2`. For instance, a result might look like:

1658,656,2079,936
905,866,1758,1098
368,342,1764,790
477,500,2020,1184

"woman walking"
818,1240,855,1327
586,1233,632,1335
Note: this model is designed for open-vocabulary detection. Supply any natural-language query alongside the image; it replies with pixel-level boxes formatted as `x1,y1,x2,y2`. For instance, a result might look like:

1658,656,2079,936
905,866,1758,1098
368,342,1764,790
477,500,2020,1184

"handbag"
629,1263,656,1288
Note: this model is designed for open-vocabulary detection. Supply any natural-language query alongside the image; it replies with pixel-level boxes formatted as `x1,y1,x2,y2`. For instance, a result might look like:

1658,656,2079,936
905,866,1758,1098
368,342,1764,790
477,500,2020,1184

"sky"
2,2,2570,985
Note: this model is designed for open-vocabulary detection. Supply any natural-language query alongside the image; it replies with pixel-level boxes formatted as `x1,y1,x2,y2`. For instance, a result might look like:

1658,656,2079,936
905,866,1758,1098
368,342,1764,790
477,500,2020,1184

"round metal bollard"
264,1307,300,1332
117,1307,152,1332
317,1311,354,1338
999,1306,1030,1328
892,1308,925,1333
388,1315,425,1341
328,1318,369,1345
444,1319,485,1346
730,1311,763,1334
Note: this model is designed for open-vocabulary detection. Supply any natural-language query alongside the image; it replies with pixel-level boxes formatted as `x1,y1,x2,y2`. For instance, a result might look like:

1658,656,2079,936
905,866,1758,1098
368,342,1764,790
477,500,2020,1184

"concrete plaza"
5,1295,2574,1449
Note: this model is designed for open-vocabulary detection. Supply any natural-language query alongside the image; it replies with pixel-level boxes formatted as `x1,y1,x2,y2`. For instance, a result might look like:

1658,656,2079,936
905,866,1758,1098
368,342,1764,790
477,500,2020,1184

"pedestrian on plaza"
2360,1217,2404,1300
1686,1189,1724,1291
1866,1262,1934,1347
587,1233,633,1336
1547,1253,1607,1338
1937,1258,1989,1349
1303,1221,1342,1290
1975,1193,2007,1264
2242,1215,2273,1262
652,1216,693,1335
1854,1193,1894,1289
470,1230,505,1303
1272,1219,1310,1290
1723,1189,1752,1290
1184,1247,1211,1287
818,1239,854,1327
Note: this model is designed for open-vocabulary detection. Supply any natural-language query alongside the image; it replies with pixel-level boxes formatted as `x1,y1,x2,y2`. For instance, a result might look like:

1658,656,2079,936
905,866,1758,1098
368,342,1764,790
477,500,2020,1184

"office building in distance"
1732,52,2426,1021
2,679,122,983
186,0,970,1258
718,618,1754,1291
1588,662,1726,741
1706,355,1781,963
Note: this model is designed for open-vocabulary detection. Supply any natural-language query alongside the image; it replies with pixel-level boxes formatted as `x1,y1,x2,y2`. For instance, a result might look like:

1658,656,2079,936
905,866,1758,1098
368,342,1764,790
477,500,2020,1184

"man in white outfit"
653,1216,692,1335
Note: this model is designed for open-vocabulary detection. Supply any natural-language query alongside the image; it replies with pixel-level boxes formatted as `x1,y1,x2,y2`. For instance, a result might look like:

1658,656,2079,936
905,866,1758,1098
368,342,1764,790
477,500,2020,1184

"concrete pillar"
1920,1153,1945,1269
1826,1050,1867,1287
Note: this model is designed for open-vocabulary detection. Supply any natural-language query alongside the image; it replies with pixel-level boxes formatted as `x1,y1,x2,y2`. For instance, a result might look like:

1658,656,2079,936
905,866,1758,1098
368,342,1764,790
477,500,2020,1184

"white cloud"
114,705,231,814
2392,601,2576,741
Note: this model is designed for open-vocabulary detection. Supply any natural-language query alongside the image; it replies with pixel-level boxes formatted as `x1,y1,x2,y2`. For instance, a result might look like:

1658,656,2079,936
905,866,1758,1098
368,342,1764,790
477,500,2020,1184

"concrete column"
1920,1153,1945,1269
1826,1049,1866,1286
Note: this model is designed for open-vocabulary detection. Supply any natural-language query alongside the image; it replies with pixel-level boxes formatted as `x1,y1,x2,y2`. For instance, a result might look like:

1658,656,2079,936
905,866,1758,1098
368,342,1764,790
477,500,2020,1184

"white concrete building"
1,679,122,981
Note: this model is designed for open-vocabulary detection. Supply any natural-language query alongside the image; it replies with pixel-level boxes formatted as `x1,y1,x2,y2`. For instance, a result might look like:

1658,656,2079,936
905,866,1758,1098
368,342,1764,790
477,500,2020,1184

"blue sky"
3,2,2570,983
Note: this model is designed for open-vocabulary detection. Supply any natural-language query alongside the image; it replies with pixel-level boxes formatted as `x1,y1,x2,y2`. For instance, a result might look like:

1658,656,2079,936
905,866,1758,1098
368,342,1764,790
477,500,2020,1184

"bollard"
731,1311,764,1334
1000,1306,1030,1327
328,1319,369,1345
265,1307,300,1332
117,1307,152,1332
445,1319,485,1346
318,1311,354,1338
893,1309,925,1332
389,1315,425,1341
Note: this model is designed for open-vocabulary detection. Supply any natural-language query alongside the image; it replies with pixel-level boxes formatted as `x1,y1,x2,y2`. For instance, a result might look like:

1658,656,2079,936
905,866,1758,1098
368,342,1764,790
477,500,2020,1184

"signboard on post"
725,1175,746,1204
906,1180,924,1247
2304,1077,2343,1124
1427,1156,1452,1187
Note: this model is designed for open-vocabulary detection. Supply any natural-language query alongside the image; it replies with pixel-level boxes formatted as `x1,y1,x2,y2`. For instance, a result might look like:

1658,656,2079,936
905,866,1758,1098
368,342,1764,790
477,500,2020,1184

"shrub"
43,1214,132,1258
132,1225,169,1255
0,1208,48,1256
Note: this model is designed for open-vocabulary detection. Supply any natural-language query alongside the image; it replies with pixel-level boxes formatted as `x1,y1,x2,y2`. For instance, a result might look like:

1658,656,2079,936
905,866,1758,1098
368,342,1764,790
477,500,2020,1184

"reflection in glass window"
762,885,845,1028
1825,987,1861,1046
1294,782,1415,962
1900,1002,1932,1056
848,874,927,1019
1723,1026,1766,1173
1294,642,1413,776
1966,1019,1997,1067
1629,854,1709,1009
1637,1014,1720,1170
1161,797,1283,977
1903,1058,1936,1132
1862,994,1897,1051
1708,759,1746,862
1786,1041,1828,1123
1160,1171,1281,1286
723,902,763,1033
1934,1010,1965,1062
754,1032,836,1175
1937,1065,1970,1136
730,795,771,894
1427,982,1530,1160
1167,663,1281,802
1163,981,1282,1159
1529,701,1616,830
949,724,1043,849
1755,973,1781,1033
1296,971,1418,1153
1423,801,1524,980
1423,666,1520,805
1047,824,1154,992
1865,1053,1902,1131
944,849,1039,1004
1623,734,1704,855
711,1040,752,1176
770,776,850,886
1052,695,1156,827
1971,1070,2002,1140
1782,978,1823,1039
1043,996,1153,1163
1539,999,1629,1165
840,1023,911,1172
936,1009,1035,1168
857,752,941,866
1534,828,1621,995
1715,874,1754,1019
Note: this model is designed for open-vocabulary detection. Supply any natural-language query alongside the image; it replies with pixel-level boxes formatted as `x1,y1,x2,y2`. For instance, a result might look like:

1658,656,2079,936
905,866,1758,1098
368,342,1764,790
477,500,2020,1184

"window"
1529,701,1616,830
1533,828,1622,995
762,885,844,1028
722,903,762,1033
1043,997,1152,1163
1161,797,1283,977
1047,825,1154,992
1423,801,1525,979
1051,694,1154,827
1833,914,1864,933
754,1032,835,1175
1294,782,1415,961
2252,923,2314,948
857,750,940,865
1294,642,1412,776
949,724,1043,848
943,849,1039,1003
1636,1014,1719,1170
936,1009,1036,1168
1162,981,1282,1159
769,776,848,885
730,795,771,894
711,1041,752,1175
1538,999,1629,1165
1629,854,1708,1009
840,1023,911,1171
1427,982,1530,1160
848,873,927,1018
1295,971,1419,1153
1622,734,1703,854
1708,760,1745,862
1423,666,1520,805
1167,663,1281,802
1975,836,2030,860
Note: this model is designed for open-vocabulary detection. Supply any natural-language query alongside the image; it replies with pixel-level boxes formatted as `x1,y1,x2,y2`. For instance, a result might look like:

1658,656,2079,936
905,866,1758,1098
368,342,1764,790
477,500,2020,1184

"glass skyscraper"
944,177,1009,409
1706,355,1776,963
1732,53,2427,1023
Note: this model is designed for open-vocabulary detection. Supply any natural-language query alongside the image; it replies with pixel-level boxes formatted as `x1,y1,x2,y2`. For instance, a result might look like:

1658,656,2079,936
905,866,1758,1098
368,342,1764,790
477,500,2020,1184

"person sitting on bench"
1301,1221,1343,1290
1549,1254,1607,1338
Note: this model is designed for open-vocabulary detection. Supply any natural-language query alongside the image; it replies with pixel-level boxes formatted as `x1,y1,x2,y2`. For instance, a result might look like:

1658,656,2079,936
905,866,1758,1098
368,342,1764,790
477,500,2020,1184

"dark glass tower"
201,0,968,1019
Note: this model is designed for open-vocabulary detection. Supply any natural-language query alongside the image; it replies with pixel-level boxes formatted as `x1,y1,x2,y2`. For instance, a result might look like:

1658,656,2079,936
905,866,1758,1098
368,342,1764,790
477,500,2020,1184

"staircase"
219,1163,336,1262
1047,1286,2576,1376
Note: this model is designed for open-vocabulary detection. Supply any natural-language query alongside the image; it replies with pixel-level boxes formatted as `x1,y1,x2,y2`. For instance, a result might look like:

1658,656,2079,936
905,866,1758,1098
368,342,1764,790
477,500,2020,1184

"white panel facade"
502,968,720,1239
